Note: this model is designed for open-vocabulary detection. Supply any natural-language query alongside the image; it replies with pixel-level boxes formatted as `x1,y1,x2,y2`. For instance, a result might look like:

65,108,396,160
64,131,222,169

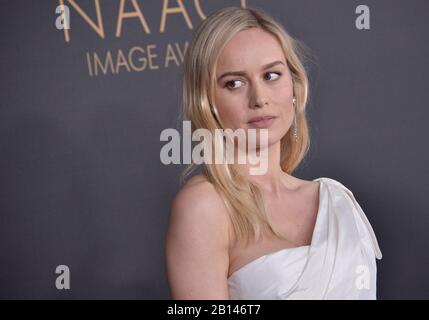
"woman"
165,6,382,300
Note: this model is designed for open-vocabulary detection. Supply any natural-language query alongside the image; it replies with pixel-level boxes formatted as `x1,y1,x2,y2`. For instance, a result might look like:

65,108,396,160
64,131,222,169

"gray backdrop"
0,0,428,299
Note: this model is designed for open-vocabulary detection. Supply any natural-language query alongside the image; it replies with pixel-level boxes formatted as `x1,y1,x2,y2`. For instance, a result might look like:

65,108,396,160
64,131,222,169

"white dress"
227,177,383,300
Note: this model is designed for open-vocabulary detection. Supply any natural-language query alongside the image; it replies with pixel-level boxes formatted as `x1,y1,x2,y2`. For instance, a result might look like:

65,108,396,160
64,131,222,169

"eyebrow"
217,60,285,82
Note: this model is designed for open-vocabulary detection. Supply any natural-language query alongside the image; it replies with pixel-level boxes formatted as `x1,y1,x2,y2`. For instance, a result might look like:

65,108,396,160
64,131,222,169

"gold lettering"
147,45,160,70
193,0,206,20
164,42,188,67
164,43,179,67
116,49,131,73
128,46,147,72
61,0,105,42
93,50,114,76
116,0,151,37
160,0,193,33
86,52,93,76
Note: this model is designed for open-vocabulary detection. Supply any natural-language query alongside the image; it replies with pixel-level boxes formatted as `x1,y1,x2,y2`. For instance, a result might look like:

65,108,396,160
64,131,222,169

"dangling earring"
292,96,298,142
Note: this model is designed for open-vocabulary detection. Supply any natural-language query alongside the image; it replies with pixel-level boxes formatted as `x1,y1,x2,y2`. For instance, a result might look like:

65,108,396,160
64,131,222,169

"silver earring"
292,97,298,142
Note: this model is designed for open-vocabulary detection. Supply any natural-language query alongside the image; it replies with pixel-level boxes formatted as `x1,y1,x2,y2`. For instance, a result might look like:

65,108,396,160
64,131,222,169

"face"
214,28,295,147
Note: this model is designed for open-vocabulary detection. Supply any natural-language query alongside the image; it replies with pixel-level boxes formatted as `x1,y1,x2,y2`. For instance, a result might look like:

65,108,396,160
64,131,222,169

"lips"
247,115,277,128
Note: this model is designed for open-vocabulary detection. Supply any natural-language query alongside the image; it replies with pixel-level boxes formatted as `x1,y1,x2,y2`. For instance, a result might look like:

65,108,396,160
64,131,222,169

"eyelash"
224,71,282,90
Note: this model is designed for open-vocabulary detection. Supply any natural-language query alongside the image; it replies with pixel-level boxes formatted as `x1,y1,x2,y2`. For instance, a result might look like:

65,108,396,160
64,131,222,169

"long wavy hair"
179,6,312,245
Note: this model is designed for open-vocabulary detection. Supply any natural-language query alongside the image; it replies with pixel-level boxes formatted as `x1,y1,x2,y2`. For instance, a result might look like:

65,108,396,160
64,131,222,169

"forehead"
216,28,285,72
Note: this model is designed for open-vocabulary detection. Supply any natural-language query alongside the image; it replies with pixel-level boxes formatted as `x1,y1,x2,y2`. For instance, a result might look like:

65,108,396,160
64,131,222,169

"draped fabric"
227,177,382,300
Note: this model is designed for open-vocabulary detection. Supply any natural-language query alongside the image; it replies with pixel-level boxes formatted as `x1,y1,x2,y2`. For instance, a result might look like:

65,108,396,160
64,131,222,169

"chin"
250,129,284,149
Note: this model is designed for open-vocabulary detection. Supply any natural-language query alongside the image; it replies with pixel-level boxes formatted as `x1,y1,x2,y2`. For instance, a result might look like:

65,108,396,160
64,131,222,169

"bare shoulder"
302,178,321,200
286,175,320,193
170,174,229,220
167,174,231,244
165,174,231,299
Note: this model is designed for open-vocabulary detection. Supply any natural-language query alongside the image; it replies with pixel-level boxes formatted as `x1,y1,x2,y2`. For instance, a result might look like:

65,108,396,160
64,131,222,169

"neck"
233,141,296,198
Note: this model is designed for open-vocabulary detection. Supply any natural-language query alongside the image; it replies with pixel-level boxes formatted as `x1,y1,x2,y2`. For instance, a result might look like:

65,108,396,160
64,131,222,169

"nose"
249,81,268,109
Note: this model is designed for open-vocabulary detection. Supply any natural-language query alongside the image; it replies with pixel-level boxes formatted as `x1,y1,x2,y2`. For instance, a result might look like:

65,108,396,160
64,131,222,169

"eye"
223,72,281,90
264,71,282,81
224,79,244,90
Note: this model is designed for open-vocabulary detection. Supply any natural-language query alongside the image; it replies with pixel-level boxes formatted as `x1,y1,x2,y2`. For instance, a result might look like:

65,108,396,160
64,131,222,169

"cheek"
273,79,294,113
214,93,246,128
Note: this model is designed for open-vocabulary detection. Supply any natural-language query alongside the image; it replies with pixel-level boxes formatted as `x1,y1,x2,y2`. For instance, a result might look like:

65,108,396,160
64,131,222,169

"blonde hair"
179,6,312,245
